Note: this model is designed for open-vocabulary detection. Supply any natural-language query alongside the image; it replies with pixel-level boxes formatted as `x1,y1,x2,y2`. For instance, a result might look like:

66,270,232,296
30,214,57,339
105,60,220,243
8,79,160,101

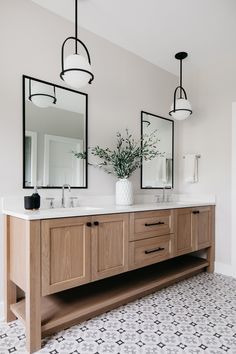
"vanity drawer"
129,234,174,269
130,210,173,241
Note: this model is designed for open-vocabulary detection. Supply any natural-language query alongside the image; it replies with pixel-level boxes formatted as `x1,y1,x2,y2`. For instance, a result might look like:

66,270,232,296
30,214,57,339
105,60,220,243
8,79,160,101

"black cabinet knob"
94,221,99,226
86,222,92,227
192,210,200,214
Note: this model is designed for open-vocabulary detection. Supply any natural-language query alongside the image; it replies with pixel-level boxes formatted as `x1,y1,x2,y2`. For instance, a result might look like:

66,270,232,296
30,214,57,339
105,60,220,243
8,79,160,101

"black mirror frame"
22,74,88,189
140,110,174,189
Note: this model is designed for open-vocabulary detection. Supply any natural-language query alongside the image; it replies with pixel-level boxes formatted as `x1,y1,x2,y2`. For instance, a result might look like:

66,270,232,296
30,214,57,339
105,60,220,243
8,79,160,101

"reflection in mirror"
23,75,87,188
141,111,174,189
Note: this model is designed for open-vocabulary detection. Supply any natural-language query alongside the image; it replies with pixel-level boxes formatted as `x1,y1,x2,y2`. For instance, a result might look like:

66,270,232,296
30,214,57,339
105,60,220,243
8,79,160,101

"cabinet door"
91,213,129,281
192,206,212,250
174,208,194,256
41,217,91,295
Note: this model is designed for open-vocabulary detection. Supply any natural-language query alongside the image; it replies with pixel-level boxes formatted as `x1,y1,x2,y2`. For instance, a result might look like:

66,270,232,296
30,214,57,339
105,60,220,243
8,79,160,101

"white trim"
214,262,234,277
25,130,37,187
231,103,236,278
0,301,4,322
43,134,84,186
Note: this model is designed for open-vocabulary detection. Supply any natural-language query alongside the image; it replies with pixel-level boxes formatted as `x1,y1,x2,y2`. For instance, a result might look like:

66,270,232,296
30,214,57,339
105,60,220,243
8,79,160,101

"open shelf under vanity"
11,255,208,337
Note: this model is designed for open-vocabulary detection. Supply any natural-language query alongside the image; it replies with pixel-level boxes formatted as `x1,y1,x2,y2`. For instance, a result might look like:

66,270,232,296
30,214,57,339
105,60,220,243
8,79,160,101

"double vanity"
7,73,214,353
3,200,215,353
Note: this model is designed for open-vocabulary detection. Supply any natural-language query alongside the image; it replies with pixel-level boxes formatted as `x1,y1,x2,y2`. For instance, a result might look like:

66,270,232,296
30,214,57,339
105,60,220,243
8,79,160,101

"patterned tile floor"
0,273,236,354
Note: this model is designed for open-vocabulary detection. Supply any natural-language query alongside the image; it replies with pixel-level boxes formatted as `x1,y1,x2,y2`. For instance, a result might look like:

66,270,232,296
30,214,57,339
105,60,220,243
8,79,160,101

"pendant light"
29,79,57,108
60,0,94,89
169,52,192,120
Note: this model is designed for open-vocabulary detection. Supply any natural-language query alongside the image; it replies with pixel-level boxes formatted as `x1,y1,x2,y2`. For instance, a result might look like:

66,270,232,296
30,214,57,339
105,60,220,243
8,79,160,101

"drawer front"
130,210,173,241
129,234,174,269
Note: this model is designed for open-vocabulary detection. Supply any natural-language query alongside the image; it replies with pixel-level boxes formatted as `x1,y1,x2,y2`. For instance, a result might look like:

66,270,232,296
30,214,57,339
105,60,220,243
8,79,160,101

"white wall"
1,1,234,323
0,0,177,312
176,58,236,276
231,102,236,278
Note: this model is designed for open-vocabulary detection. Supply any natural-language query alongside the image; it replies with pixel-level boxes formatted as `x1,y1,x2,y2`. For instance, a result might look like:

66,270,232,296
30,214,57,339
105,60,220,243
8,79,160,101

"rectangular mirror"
141,111,174,189
23,75,87,188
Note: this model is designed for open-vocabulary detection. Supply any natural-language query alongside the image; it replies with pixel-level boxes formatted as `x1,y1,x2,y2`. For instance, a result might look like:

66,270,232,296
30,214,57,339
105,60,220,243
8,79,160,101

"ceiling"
32,0,236,75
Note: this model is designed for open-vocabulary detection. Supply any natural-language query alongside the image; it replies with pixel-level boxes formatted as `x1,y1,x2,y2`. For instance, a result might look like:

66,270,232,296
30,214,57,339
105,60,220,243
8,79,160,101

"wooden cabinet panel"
91,214,129,281
41,217,91,295
174,206,213,256
129,234,173,270
174,208,194,256
130,210,173,241
193,206,212,249
9,216,27,291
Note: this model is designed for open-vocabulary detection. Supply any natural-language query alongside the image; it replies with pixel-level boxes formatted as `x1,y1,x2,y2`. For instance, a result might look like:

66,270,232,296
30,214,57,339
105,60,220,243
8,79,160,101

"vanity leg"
206,246,215,273
25,220,41,353
4,215,17,322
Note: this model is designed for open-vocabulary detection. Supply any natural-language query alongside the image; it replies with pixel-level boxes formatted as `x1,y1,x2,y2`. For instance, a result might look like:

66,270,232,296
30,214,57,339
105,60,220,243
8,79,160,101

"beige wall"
0,0,177,309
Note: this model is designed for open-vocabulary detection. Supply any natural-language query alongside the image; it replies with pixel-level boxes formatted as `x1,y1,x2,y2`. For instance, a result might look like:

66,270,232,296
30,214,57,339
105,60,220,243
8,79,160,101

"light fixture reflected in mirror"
142,119,151,127
169,52,192,120
28,79,56,108
60,0,94,89
23,75,88,189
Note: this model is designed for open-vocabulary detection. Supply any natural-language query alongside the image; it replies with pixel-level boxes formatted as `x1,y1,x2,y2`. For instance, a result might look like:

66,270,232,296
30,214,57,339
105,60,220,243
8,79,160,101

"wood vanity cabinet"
193,206,212,249
41,216,91,295
130,210,173,241
174,208,195,256
4,205,215,354
174,206,213,256
129,210,174,269
129,234,174,269
91,213,129,281
41,213,129,295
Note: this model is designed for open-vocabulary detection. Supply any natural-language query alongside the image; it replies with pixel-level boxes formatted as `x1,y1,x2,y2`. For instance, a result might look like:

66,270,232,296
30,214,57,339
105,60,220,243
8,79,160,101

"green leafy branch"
73,129,162,179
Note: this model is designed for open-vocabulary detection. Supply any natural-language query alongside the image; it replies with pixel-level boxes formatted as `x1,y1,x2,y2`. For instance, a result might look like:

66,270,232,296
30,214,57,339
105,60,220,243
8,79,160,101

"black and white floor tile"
0,273,236,353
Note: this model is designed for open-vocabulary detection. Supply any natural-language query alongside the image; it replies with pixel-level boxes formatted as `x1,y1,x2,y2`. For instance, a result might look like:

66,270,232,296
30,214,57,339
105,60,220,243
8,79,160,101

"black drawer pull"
86,222,92,227
192,210,200,214
145,247,165,254
145,221,165,227
94,221,99,226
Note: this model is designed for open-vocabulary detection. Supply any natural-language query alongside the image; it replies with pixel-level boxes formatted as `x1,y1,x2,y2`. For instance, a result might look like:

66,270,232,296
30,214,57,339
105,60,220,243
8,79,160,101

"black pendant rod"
179,59,183,98
175,52,187,99
75,0,78,54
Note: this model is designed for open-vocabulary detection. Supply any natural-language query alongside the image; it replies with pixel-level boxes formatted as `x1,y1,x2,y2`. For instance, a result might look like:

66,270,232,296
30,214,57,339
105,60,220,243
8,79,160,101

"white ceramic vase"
115,178,134,206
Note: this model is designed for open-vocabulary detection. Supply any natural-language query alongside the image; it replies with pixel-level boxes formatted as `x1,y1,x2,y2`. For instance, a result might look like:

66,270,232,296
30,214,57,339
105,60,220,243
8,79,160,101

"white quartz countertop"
2,201,215,220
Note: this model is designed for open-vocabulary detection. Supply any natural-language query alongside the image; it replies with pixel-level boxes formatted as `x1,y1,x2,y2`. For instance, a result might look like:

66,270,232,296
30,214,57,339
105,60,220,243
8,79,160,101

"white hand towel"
184,154,198,183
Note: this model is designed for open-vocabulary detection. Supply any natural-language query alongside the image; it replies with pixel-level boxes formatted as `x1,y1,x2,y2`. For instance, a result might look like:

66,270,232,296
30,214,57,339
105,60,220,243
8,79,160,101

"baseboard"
0,301,4,322
214,262,234,277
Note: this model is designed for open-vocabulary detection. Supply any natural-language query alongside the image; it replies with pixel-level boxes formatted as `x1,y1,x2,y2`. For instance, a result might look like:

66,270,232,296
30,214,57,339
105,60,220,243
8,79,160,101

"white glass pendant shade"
30,82,55,108
63,54,93,89
31,95,54,108
170,98,192,120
